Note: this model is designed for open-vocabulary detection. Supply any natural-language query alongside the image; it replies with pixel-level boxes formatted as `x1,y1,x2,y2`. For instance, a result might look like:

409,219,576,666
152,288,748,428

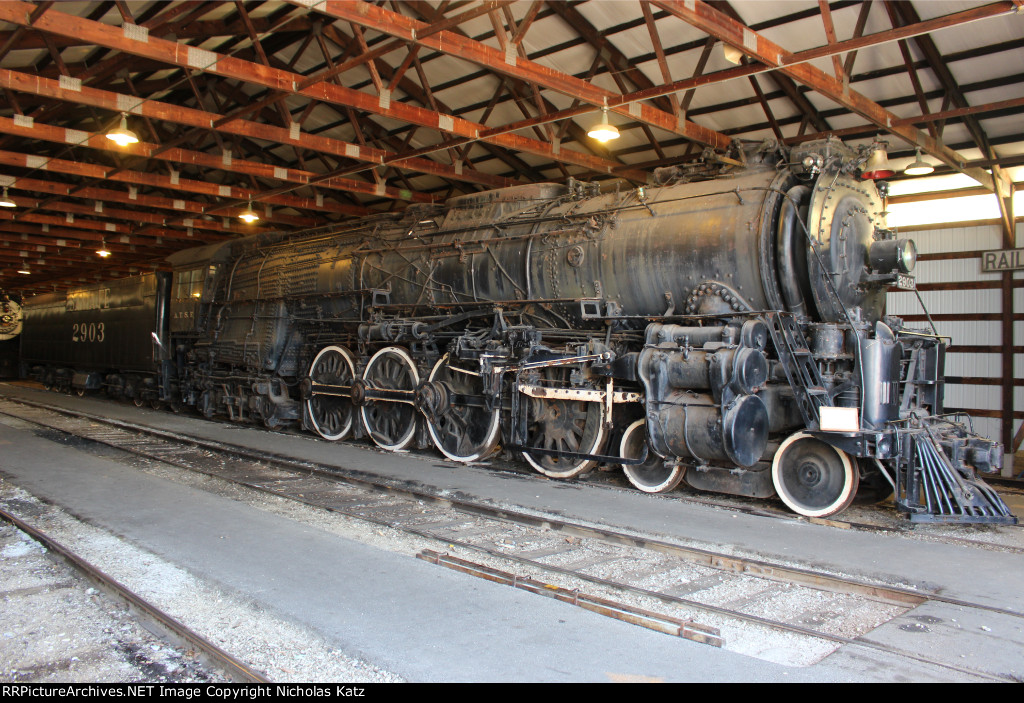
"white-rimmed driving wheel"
306,345,357,441
521,367,606,479
360,346,419,451
424,354,500,463
771,432,859,518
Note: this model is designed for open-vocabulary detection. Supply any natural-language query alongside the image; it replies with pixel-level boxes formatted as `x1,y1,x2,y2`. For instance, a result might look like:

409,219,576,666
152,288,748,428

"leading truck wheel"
620,419,683,493
771,432,859,518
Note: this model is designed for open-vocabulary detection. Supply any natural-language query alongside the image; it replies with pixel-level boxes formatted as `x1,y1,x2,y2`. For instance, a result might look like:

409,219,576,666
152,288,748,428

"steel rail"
3,393,1020,614
1,394,1020,681
416,549,725,648
16,388,1023,551
0,507,270,684
413,547,1011,682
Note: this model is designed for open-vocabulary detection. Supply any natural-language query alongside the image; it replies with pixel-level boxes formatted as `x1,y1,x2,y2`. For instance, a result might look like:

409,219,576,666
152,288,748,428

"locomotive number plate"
895,273,916,290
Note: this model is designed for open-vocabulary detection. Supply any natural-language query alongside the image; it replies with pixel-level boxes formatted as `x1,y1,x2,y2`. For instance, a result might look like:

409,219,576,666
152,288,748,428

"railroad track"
985,475,1024,495
7,383,1022,549
0,507,268,683
0,393,1021,679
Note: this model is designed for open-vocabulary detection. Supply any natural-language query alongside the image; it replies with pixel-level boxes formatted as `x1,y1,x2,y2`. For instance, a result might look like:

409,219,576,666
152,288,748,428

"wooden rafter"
0,0,1018,292
652,0,1016,196
312,0,732,151
0,2,648,183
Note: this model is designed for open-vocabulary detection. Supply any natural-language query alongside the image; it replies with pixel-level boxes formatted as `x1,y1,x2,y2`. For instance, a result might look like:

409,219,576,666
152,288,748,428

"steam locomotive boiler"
21,137,1016,524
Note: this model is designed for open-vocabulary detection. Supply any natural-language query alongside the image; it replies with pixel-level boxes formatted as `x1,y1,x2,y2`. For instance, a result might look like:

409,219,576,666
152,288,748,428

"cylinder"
649,394,769,467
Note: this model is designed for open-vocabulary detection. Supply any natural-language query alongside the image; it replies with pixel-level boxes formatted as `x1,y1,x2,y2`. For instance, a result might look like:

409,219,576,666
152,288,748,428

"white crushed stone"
7,395,1017,673
0,482,402,683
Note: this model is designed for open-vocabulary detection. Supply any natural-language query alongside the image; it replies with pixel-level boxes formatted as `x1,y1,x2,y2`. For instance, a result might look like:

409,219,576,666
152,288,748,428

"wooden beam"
0,114,433,206
652,0,1016,196
0,209,187,242
0,75,512,193
0,1,645,181
817,0,846,83
310,0,731,152
553,0,676,117
1,190,230,241
787,95,1024,146
0,148,323,227
3,174,249,236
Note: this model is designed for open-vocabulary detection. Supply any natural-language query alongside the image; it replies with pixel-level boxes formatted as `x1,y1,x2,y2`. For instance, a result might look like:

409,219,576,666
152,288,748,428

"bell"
861,144,895,180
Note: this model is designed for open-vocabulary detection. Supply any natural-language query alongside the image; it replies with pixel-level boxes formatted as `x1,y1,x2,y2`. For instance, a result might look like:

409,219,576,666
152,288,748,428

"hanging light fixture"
239,200,260,223
587,107,620,143
861,142,895,180
17,268,30,275
904,147,935,176
0,187,15,207
105,113,139,146
96,239,111,258
722,43,744,65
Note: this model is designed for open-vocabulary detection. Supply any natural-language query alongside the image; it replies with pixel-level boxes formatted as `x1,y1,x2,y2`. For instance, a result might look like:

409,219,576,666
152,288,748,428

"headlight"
869,238,917,273
898,239,917,273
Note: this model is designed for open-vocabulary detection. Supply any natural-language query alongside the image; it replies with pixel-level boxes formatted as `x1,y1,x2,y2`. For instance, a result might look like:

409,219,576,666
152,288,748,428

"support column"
1000,183,1016,475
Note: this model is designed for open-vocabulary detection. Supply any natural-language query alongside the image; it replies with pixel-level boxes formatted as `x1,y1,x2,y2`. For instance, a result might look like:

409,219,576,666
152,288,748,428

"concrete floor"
2,383,1022,682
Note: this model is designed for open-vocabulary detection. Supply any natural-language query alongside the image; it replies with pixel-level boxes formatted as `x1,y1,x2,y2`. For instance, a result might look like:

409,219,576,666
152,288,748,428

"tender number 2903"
72,322,105,342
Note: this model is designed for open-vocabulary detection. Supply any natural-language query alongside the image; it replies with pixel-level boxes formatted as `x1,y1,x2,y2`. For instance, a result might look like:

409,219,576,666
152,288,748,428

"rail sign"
981,248,1024,272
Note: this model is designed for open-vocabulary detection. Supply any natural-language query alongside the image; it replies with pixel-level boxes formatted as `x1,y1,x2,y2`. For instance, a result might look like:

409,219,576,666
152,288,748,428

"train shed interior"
0,0,1020,457
0,0,1023,685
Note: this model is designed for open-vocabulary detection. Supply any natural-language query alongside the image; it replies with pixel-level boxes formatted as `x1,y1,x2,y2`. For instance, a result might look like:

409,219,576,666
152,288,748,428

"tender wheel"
360,346,419,451
424,354,500,463
307,345,357,441
620,419,683,493
521,367,606,479
772,432,859,518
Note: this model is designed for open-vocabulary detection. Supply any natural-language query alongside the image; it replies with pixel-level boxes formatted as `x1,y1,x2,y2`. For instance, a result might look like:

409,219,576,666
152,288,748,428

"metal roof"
0,0,1021,293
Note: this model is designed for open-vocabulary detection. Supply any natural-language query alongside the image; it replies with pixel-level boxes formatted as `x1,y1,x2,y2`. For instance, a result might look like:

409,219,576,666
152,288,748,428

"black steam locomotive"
0,291,22,378
19,138,1016,524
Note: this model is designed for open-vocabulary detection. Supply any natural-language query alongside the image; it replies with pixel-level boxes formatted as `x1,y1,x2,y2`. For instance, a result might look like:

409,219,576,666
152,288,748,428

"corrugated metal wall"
886,222,1023,453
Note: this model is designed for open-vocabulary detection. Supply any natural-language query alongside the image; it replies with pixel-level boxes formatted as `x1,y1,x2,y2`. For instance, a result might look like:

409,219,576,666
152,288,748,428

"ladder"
765,312,830,429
